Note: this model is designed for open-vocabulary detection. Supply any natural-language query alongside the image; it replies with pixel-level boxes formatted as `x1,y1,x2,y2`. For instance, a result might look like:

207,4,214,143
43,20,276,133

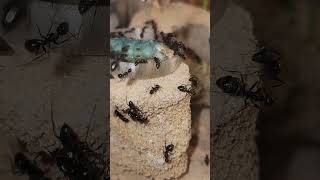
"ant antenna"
50,101,59,138
85,104,97,142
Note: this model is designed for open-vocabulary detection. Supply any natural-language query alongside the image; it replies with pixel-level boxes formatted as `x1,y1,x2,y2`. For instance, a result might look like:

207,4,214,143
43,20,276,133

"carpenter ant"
43,102,106,180
114,109,129,123
177,76,198,95
163,142,174,163
204,154,209,166
14,152,51,180
216,75,274,108
22,22,79,66
160,32,186,59
252,45,285,87
153,57,160,69
134,59,148,66
125,101,148,124
118,68,132,79
149,84,160,94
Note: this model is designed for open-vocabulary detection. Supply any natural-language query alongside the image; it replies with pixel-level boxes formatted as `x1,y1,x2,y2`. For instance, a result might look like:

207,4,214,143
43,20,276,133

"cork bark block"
110,63,192,179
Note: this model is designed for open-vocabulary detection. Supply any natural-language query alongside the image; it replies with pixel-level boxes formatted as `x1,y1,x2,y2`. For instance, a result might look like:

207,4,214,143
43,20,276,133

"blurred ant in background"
22,22,81,66
13,152,51,180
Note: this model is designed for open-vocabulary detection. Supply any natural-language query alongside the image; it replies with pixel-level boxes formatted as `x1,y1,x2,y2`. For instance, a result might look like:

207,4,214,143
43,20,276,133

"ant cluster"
177,76,199,96
110,20,187,80
114,101,148,124
215,42,284,111
12,103,109,180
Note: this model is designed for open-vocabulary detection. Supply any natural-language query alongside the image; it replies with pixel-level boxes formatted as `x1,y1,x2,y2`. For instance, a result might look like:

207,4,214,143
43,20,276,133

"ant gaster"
216,75,274,108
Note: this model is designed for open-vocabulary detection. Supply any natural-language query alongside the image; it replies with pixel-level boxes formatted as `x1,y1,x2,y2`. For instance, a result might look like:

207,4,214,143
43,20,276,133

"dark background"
235,0,320,180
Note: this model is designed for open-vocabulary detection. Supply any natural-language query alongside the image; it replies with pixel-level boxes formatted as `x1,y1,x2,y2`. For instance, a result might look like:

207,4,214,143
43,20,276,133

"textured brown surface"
212,2,259,180
110,63,192,179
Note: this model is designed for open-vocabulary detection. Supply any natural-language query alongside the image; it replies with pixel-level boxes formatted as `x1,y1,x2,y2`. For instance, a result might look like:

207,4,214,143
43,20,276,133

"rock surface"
212,2,260,180
110,63,192,179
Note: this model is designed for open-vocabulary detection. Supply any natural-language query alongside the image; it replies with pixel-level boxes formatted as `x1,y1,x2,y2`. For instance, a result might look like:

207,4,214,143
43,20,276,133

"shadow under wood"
54,55,87,77
0,36,14,56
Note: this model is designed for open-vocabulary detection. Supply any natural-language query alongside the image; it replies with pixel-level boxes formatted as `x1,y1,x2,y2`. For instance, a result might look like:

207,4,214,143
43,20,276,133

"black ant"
22,22,79,66
216,75,274,108
163,142,174,163
204,154,209,166
150,84,160,94
252,45,285,87
41,102,106,180
14,152,51,180
125,101,148,124
114,109,129,123
178,76,198,95
160,32,186,59
118,68,132,79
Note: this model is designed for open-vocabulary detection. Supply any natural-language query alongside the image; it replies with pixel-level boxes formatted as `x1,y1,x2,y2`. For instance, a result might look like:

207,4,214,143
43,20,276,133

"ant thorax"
110,23,183,80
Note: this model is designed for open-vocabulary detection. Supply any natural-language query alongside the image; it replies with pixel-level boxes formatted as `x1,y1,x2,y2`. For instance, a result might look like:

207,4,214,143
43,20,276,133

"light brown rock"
110,63,192,179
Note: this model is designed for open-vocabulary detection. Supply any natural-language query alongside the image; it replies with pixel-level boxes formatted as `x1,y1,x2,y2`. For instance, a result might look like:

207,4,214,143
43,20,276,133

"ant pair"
114,101,148,124
178,76,198,95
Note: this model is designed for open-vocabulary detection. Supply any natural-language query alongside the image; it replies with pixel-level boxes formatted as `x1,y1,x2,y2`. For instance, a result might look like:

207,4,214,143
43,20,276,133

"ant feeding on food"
38,102,107,180
178,76,199,95
118,68,132,79
13,152,51,180
21,21,81,66
150,84,161,94
163,141,174,163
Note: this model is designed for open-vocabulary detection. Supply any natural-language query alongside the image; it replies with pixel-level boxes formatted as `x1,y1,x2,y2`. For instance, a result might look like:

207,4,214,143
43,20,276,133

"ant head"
271,61,281,74
78,2,90,15
111,61,119,72
14,152,28,173
166,144,174,152
216,76,241,94
60,123,77,141
56,22,69,36
24,39,41,53
264,94,274,105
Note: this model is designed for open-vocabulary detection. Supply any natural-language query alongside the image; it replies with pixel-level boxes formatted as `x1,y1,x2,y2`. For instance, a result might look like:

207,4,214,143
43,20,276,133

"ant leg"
248,81,259,92
85,104,97,142
50,102,59,139
272,78,285,88
68,23,83,40
35,24,44,38
54,37,71,45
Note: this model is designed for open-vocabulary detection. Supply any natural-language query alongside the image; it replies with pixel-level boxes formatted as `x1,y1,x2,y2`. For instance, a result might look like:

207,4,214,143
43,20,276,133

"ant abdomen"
25,39,42,53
